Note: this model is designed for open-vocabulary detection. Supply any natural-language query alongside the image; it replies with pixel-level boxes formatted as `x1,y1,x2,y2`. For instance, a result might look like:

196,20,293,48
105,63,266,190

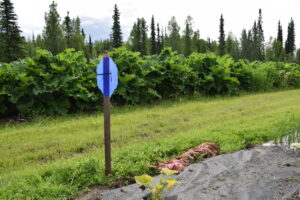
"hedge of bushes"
1,47,300,117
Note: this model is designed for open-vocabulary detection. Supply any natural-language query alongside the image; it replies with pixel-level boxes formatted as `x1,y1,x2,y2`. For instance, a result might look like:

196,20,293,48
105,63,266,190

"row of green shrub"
1,47,300,117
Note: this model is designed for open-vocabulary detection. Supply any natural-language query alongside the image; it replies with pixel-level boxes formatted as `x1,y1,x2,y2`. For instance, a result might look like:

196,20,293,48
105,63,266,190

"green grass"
1,89,300,199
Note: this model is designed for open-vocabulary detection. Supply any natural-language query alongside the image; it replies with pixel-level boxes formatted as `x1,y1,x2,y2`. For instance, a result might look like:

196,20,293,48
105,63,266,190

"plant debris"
154,143,219,172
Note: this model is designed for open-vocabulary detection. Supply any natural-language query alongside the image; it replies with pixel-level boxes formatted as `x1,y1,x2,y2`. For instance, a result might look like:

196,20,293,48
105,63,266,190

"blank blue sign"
96,57,118,97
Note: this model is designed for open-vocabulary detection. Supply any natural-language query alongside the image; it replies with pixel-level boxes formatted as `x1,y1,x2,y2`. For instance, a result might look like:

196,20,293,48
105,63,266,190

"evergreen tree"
210,40,218,53
129,22,139,52
111,4,122,48
62,11,73,48
225,32,239,60
43,1,64,55
167,16,181,52
183,15,193,56
161,28,165,50
150,15,156,54
24,35,37,58
240,29,249,59
129,18,147,56
72,16,84,51
218,14,225,56
207,37,212,51
81,28,85,40
156,23,162,53
140,18,147,56
273,40,285,61
192,29,201,53
0,0,24,62
257,9,265,60
277,20,283,44
285,18,295,58
35,34,44,49
252,21,260,60
88,35,93,56
248,29,256,61
265,37,285,62
296,49,300,64
94,39,112,55
84,34,93,62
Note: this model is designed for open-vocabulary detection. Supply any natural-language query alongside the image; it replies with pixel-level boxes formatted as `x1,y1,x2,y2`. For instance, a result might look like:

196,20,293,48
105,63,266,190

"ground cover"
0,89,300,199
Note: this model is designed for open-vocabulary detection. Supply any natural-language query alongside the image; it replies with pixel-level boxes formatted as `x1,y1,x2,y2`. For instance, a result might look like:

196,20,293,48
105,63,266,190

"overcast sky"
12,0,300,47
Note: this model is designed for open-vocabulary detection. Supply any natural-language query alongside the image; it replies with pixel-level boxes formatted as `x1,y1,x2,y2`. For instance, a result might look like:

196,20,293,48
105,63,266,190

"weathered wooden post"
96,54,118,175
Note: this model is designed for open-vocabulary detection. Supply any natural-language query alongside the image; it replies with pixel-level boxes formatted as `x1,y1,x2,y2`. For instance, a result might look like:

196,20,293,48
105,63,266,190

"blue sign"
97,57,118,97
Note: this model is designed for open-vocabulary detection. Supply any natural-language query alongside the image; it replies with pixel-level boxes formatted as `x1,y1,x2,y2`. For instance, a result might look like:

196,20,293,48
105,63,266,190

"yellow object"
291,143,300,149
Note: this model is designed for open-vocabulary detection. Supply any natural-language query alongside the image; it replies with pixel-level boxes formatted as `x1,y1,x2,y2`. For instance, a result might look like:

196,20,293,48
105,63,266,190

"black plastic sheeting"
101,146,300,200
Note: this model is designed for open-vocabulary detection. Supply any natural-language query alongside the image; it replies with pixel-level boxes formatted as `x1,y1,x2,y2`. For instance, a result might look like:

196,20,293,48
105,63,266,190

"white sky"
12,0,300,47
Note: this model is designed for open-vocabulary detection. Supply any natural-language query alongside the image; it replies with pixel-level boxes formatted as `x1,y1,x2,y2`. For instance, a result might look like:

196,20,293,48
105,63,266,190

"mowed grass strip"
0,89,300,199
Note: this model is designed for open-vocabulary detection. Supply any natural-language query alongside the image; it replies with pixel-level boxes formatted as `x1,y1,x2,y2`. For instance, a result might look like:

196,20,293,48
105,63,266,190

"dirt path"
80,146,300,200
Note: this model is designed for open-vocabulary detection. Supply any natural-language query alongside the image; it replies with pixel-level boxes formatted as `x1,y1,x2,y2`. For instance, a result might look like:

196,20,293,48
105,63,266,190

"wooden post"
102,53,111,175
103,96,111,175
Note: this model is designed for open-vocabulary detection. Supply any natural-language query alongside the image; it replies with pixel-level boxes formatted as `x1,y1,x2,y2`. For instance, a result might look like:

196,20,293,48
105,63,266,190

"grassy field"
1,89,300,199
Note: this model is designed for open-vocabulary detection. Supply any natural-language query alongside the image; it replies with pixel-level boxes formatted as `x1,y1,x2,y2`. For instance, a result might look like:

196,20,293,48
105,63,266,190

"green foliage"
0,49,99,116
166,16,181,52
218,14,225,56
0,0,24,62
183,16,193,56
1,47,300,117
129,18,148,56
285,18,295,58
188,53,239,95
0,89,300,199
150,15,157,55
43,1,64,55
135,168,179,200
111,4,122,48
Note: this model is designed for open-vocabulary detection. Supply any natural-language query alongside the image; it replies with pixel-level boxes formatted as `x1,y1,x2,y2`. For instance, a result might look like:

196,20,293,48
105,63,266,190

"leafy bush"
0,49,100,116
188,53,239,95
0,48,300,117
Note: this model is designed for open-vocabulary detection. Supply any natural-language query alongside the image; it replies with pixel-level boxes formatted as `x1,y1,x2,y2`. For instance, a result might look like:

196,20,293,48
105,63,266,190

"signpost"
96,54,118,175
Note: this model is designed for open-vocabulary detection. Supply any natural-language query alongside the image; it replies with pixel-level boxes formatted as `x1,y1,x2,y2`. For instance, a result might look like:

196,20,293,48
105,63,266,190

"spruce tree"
247,29,255,61
43,1,64,55
257,9,265,60
72,17,84,51
0,0,24,62
184,15,193,56
285,18,295,58
24,36,37,58
35,34,44,49
207,37,212,51
240,29,249,59
140,18,147,56
225,32,239,60
87,35,93,61
62,11,73,48
156,23,162,53
129,22,139,52
111,4,122,48
218,14,225,56
252,21,260,60
192,30,200,52
296,49,300,64
150,15,156,54
81,28,85,39
277,20,283,44
167,16,181,52
129,18,147,56
161,29,165,50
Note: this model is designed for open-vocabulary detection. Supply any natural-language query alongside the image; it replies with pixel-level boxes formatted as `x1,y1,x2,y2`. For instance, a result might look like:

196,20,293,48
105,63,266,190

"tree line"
0,0,299,63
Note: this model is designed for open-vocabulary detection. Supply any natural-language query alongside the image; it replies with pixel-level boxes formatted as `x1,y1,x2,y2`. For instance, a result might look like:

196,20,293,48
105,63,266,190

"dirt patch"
75,186,108,200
